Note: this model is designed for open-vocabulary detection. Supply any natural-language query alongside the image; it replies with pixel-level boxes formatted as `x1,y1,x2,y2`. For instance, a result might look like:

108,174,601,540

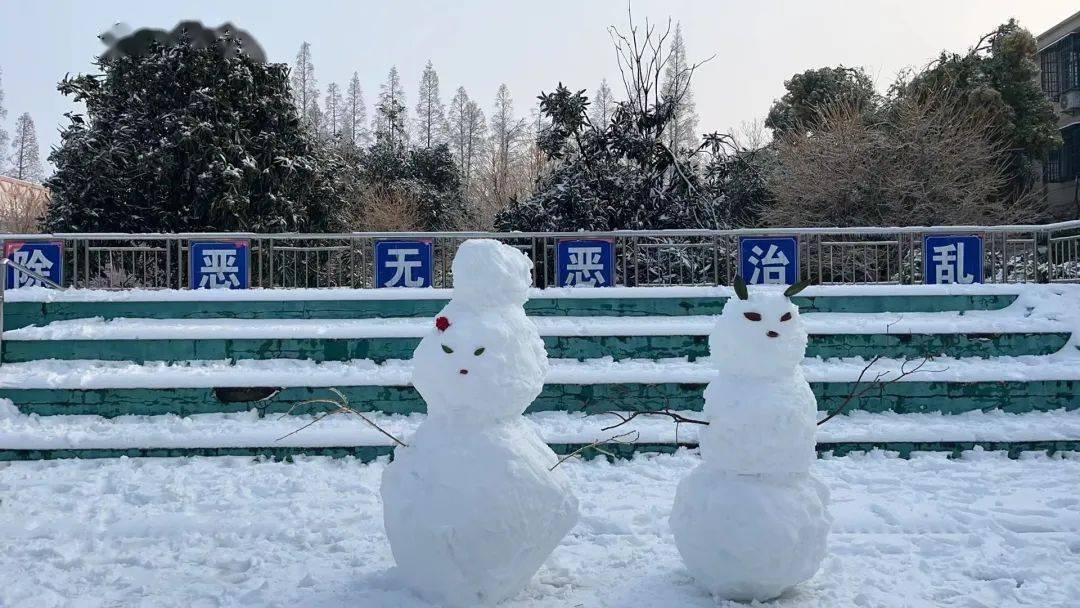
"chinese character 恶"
383,247,425,287
565,246,606,286
12,248,55,287
747,244,789,284
931,243,975,284
198,248,240,289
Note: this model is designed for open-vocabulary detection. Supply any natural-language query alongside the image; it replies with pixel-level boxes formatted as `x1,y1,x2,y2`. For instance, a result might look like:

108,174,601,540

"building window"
1043,46,1061,101
1047,125,1080,183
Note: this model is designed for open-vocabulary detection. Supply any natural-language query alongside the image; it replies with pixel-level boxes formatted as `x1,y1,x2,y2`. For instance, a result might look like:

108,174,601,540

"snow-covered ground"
1,450,1078,608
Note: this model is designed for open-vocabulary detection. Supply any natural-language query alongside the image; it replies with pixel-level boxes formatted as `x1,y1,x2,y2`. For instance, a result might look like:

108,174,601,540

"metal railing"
0,220,1078,290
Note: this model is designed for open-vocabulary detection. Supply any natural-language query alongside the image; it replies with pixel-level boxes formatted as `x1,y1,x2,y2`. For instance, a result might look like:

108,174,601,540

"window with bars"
1043,46,1061,100
1041,33,1080,100
1046,125,1080,183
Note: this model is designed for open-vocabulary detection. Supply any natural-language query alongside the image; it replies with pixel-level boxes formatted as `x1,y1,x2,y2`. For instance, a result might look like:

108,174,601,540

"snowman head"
709,276,810,377
411,240,547,423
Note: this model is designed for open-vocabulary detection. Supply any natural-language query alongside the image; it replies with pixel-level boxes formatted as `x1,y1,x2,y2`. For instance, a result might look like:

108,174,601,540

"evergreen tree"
765,66,877,138
414,60,447,148
291,41,320,128
373,66,408,148
0,68,8,161
7,113,44,182
661,24,699,152
344,72,369,149
447,86,486,183
589,78,617,127
46,31,339,233
324,82,344,140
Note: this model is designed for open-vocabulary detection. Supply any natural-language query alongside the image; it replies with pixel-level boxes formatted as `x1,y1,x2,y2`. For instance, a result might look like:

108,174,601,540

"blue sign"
739,237,798,285
4,241,63,289
557,239,615,287
375,240,433,288
924,235,983,285
190,240,250,289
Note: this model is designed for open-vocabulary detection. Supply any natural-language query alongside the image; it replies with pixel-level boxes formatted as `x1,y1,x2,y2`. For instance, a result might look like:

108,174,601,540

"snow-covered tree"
324,82,344,140
589,78,617,127
291,41,320,128
344,72,369,149
485,84,525,208
447,86,486,183
661,24,699,153
46,32,340,233
373,66,408,148
7,113,44,182
414,60,447,148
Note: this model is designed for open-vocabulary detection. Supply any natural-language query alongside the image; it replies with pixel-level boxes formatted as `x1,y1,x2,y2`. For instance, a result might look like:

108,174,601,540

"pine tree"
344,72,369,149
373,66,408,148
7,113,44,182
0,68,9,161
46,32,340,233
447,86,487,183
661,24,699,153
589,78,617,126
291,41,320,128
415,60,447,148
324,82,344,140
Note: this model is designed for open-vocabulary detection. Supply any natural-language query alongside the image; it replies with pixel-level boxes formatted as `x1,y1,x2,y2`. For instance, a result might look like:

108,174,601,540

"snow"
381,239,578,606
2,450,1079,607
2,407,1080,451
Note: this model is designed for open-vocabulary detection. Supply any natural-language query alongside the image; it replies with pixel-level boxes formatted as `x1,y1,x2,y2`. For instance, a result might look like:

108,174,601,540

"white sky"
1,0,1076,171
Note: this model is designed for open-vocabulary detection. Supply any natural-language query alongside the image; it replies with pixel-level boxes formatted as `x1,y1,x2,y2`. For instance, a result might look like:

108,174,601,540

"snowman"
381,239,579,607
669,277,831,602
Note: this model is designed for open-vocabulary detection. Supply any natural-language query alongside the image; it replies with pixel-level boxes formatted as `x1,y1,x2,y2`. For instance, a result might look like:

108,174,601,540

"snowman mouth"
767,331,779,338
459,369,469,375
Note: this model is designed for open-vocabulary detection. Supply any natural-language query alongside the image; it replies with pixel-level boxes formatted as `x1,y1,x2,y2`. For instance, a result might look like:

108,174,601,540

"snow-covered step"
2,406,1078,459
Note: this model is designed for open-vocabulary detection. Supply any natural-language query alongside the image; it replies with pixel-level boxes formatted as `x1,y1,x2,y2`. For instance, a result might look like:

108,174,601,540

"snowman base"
670,467,831,602
381,418,579,608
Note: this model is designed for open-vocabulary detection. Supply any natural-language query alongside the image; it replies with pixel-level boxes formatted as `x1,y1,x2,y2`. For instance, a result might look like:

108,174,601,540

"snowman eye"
743,312,762,321
780,312,792,322
474,347,485,356
441,344,454,354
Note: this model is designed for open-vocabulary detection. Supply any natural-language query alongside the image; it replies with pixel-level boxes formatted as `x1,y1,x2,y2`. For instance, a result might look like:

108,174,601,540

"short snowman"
670,277,831,602
381,239,579,607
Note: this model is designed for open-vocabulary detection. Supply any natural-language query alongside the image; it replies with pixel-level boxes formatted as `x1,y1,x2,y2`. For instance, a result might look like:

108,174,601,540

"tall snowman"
381,239,579,607
670,278,831,602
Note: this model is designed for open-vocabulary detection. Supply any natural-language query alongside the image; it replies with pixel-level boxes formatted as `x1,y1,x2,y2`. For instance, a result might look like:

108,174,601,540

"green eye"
441,344,453,354
474,347,485,356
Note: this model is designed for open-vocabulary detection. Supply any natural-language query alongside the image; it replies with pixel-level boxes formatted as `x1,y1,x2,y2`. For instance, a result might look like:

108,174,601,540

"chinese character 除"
198,248,240,289
747,244,789,284
12,249,55,287
931,243,975,284
383,248,424,287
565,246,605,286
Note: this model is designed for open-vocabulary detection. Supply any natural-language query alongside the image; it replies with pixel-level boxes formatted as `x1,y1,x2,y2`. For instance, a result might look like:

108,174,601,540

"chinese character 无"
747,245,790,285
565,246,606,286
198,248,241,289
12,249,55,287
384,248,425,287
931,243,975,284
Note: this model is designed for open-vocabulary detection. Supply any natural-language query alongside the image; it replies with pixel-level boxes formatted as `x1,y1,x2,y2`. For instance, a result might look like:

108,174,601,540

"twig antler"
276,387,409,447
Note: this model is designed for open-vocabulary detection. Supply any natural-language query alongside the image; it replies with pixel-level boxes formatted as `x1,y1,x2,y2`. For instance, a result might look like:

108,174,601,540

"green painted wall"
4,332,1065,364
2,293,1018,329
1,439,1075,462
2,379,1076,418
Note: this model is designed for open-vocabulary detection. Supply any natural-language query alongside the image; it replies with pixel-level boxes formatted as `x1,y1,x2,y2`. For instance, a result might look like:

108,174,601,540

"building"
1038,10,1080,218
0,175,49,233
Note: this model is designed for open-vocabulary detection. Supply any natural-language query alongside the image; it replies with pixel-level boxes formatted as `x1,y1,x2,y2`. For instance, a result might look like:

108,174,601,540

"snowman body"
670,289,831,602
381,240,579,607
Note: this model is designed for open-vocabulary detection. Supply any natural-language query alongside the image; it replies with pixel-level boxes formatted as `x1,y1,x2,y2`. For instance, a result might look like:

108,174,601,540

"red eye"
743,312,762,321
780,312,792,322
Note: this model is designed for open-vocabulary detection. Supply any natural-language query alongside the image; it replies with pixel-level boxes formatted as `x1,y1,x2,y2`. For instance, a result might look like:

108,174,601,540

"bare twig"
549,430,640,471
816,356,943,425
599,408,709,433
276,388,408,447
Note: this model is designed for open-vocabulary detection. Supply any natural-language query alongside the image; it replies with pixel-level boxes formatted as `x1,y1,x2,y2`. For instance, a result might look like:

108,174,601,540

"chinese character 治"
565,246,606,286
12,248,55,287
747,244,789,284
198,248,240,289
931,243,975,284
384,248,424,287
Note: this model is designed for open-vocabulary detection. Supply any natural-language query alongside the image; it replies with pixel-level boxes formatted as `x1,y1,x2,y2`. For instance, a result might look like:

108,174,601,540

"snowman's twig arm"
817,356,938,426
549,430,640,471
598,409,709,432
